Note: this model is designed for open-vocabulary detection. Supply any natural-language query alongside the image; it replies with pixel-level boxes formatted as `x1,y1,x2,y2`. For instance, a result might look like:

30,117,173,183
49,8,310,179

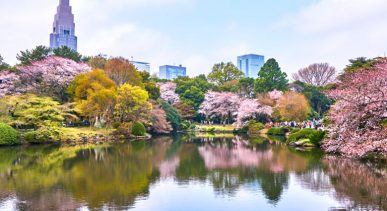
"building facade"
130,61,151,72
159,65,187,80
50,0,77,51
237,54,265,78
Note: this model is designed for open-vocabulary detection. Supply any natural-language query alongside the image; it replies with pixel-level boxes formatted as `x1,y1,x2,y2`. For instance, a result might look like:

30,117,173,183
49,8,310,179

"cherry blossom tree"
150,102,173,134
0,56,90,101
236,99,273,127
199,91,241,124
322,60,387,158
158,82,180,105
268,90,283,101
0,71,20,98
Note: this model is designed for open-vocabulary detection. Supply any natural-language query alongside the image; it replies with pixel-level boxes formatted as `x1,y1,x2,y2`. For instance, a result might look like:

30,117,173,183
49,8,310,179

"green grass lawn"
61,127,115,140
195,124,236,132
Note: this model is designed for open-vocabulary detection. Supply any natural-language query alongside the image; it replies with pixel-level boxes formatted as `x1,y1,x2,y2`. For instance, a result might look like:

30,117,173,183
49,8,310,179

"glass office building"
237,54,265,78
159,65,187,80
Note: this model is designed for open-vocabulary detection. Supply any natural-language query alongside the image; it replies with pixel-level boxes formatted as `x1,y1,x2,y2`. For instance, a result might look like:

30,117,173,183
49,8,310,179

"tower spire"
50,0,77,51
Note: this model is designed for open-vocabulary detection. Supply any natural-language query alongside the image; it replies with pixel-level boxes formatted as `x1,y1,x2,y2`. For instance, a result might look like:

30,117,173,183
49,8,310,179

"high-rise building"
130,61,151,72
159,65,187,80
50,0,77,51
237,54,265,78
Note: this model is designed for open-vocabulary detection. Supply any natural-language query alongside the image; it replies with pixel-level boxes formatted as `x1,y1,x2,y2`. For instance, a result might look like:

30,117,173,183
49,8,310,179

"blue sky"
1,0,387,77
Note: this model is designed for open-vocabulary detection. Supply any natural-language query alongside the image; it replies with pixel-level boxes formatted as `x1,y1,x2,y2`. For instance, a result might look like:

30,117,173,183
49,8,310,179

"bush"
208,127,216,133
114,122,133,137
290,128,301,134
0,123,19,145
287,128,325,145
248,121,264,135
23,126,63,143
181,121,196,130
267,127,288,136
132,122,146,136
112,122,121,129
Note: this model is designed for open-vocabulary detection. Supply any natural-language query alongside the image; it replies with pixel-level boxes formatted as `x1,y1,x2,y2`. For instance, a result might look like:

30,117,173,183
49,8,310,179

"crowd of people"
269,119,324,130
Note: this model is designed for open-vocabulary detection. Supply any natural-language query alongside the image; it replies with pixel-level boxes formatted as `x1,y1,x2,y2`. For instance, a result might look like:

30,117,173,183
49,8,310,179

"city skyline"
1,0,387,76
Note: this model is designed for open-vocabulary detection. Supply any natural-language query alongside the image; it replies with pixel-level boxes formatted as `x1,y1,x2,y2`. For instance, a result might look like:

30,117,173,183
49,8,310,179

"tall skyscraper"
159,65,187,80
237,54,265,78
50,0,77,51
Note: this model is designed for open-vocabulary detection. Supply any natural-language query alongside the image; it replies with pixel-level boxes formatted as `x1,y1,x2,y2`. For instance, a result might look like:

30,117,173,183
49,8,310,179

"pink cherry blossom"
268,89,283,101
0,56,90,100
322,60,387,158
158,82,180,105
199,91,240,122
236,99,273,127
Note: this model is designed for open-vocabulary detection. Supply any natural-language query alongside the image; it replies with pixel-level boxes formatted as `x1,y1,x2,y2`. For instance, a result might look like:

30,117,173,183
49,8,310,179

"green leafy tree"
238,77,255,98
53,46,82,62
0,55,10,71
180,86,205,110
145,82,161,100
344,57,377,73
255,58,288,93
294,81,333,118
160,100,182,131
208,62,244,86
174,75,212,110
17,45,51,65
0,94,67,129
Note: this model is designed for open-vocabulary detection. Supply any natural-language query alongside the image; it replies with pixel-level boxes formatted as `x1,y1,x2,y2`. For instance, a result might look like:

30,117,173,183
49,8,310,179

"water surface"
0,135,385,211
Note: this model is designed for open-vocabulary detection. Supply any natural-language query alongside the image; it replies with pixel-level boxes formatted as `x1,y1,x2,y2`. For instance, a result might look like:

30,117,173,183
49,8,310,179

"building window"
64,30,70,35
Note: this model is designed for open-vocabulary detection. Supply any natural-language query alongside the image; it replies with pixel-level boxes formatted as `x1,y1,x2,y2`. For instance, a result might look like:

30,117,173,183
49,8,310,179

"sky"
1,0,387,77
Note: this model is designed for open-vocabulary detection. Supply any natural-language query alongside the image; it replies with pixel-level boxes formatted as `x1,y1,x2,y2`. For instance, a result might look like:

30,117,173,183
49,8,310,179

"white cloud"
277,0,387,74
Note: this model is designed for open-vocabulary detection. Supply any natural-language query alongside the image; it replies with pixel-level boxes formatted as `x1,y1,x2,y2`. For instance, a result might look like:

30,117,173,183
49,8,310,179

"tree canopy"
255,58,288,93
115,84,152,123
53,46,82,62
0,55,10,71
208,62,244,86
17,45,51,65
105,57,143,87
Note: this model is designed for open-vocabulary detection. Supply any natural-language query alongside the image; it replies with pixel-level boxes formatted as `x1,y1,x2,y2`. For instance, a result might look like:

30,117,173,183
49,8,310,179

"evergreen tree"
17,46,51,65
254,58,288,93
53,46,82,62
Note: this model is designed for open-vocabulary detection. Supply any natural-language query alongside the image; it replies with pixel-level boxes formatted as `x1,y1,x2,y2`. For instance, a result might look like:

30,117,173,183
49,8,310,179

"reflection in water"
322,156,386,210
0,135,384,210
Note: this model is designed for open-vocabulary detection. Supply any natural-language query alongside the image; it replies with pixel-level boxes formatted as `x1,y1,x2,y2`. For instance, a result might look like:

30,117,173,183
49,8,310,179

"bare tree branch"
293,63,336,86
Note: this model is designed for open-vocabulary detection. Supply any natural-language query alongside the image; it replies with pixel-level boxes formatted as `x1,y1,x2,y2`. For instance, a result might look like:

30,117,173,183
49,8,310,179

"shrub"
132,122,146,136
208,127,216,133
0,123,19,145
290,128,301,134
114,122,133,137
23,126,63,143
287,128,325,145
309,130,326,145
267,127,288,136
248,121,264,135
112,122,121,129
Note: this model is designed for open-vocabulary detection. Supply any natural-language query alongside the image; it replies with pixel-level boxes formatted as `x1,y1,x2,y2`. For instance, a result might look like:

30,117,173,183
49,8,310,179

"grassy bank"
195,124,236,133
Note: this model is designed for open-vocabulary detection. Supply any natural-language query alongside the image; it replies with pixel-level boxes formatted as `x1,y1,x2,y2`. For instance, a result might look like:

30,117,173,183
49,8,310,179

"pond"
0,135,385,211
